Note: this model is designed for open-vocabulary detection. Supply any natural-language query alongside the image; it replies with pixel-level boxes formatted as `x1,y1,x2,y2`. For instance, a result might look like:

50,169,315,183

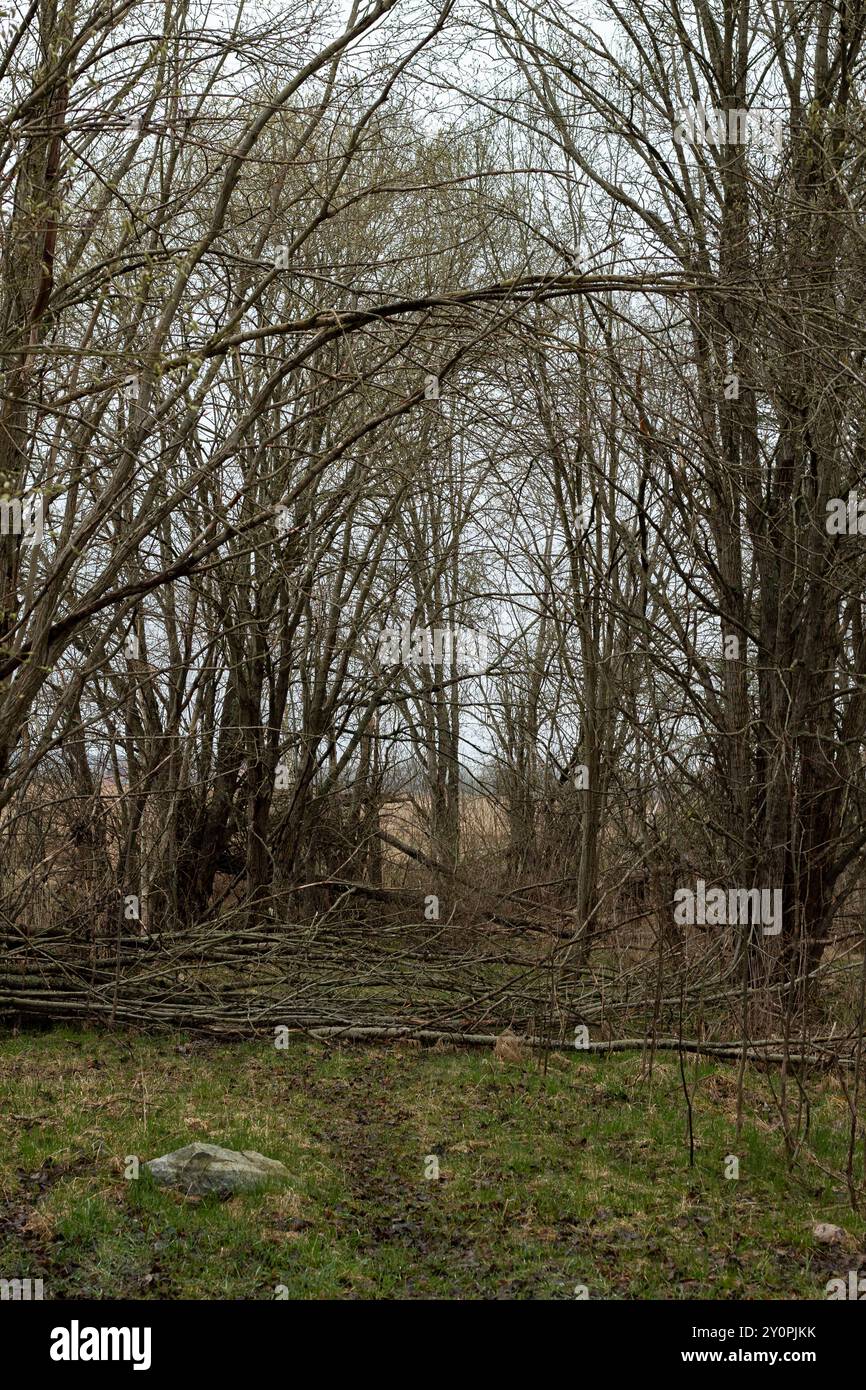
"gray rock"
812,1222,846,1245
145,1142,289,1196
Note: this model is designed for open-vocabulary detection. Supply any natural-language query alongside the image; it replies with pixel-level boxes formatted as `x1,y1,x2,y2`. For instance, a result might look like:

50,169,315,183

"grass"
0,1027,864,1299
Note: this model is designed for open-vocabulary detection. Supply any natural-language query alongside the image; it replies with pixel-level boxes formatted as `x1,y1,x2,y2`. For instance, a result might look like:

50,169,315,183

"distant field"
0,1029,863,1299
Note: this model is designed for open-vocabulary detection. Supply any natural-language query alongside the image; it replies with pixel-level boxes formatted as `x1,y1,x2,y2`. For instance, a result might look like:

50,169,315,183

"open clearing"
1,1029,863,1299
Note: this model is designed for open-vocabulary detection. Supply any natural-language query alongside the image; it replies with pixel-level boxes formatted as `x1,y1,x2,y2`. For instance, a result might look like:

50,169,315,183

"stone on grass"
812,1222,846,1245
145,1143,289,1197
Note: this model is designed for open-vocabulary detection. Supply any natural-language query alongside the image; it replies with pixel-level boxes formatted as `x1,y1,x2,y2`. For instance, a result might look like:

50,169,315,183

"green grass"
0,1027,864,1298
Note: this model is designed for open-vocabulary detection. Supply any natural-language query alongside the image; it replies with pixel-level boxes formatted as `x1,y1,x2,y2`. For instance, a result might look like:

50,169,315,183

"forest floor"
0,1027,864,1299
